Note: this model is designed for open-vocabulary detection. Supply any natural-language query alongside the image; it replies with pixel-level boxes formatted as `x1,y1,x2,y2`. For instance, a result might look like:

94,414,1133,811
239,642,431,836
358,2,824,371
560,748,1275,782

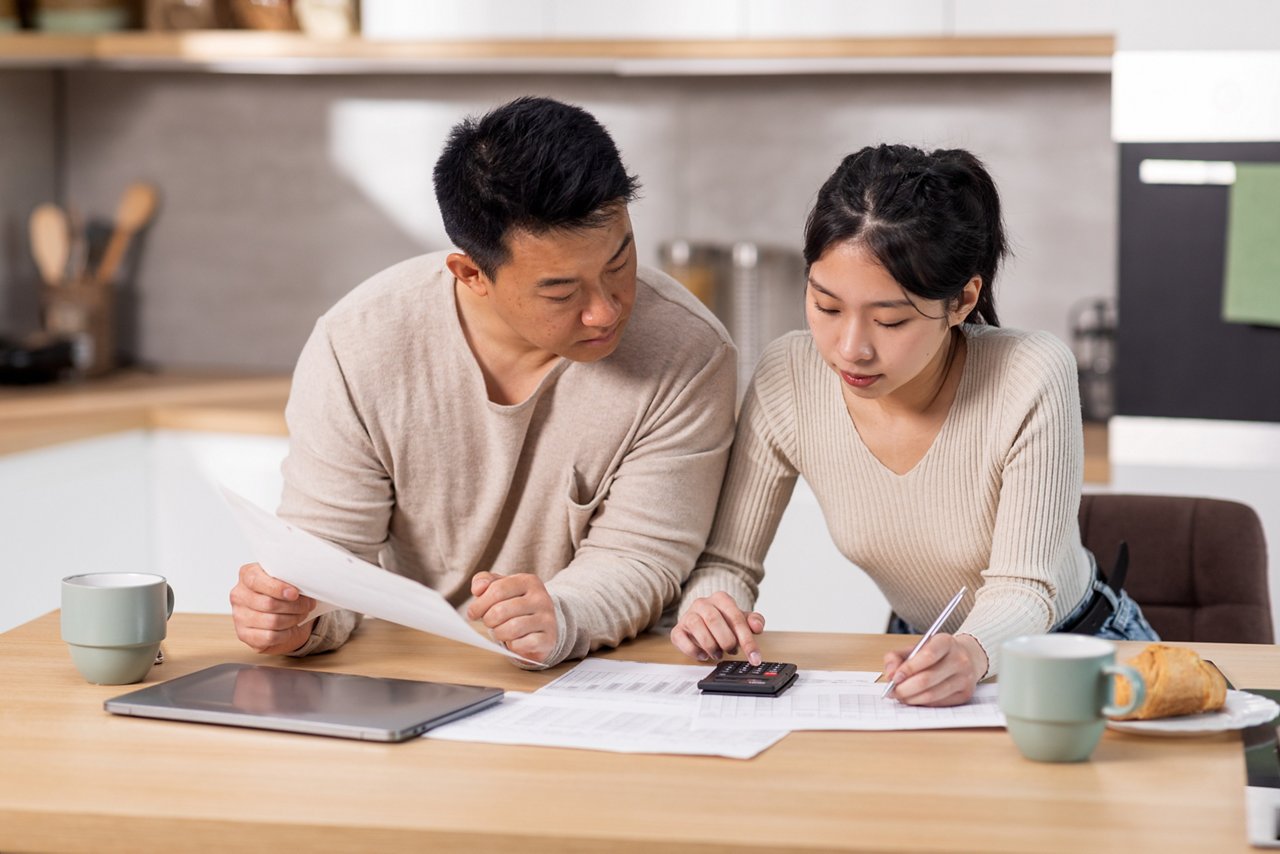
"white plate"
1108,690,1280,737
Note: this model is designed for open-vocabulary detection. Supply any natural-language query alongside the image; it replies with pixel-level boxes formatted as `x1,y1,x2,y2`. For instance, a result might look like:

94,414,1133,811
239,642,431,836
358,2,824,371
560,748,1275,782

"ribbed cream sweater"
279,251,737,667
679,325,1092,675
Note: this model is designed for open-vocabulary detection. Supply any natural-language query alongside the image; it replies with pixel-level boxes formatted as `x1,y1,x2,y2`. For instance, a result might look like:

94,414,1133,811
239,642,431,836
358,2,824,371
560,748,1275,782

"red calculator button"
764,671,777,676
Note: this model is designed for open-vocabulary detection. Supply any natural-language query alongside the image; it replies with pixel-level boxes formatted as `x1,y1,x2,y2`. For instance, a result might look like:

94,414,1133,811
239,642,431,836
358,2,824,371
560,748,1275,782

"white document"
693,679,1005,731
220,486,537,665
426,691,789,760
535,658,709,708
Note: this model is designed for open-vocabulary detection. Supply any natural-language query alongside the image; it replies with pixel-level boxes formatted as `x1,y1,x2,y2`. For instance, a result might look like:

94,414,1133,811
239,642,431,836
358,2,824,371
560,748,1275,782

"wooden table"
1,613,1273,853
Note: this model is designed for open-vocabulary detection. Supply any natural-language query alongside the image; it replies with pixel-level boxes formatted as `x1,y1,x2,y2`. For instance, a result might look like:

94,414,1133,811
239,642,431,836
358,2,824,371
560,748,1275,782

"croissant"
1111,643,1227,720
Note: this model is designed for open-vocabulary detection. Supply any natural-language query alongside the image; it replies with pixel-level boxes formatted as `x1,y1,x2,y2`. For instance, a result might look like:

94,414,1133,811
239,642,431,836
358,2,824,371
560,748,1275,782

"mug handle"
1102,663,1145,717
165,584,175,620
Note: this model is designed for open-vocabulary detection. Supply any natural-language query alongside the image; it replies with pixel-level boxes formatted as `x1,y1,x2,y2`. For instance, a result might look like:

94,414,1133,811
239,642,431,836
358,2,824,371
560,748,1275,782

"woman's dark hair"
433,96,641,278
803,144,1007,326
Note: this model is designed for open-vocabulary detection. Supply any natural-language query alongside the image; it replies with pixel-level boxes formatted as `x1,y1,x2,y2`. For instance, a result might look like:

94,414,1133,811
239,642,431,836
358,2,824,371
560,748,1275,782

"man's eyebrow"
536,232,634,288
607,232,634,265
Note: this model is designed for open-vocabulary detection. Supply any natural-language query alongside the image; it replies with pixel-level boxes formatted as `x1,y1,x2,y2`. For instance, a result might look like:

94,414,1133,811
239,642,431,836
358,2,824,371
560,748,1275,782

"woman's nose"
839,323,873,362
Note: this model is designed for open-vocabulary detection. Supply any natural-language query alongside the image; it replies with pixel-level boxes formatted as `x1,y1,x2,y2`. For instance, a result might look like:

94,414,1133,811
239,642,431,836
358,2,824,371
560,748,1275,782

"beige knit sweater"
678,325,1092,675
279,251,737,667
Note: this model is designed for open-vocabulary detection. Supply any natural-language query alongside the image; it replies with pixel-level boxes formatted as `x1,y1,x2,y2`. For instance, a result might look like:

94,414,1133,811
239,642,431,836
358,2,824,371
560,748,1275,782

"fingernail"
696,652,708,662
749,652,762,666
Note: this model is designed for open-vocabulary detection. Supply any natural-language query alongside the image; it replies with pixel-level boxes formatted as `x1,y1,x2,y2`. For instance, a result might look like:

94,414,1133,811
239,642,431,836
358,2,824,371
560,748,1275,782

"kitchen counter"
0,370,290,456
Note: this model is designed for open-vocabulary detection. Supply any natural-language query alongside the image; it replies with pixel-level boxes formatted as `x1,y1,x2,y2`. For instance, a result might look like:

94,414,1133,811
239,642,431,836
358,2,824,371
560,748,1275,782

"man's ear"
950,276,982,326
446,253,491,297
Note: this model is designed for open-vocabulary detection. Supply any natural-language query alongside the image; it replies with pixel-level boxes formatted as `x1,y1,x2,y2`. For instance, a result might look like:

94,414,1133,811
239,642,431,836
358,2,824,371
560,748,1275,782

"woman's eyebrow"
807,277,913,309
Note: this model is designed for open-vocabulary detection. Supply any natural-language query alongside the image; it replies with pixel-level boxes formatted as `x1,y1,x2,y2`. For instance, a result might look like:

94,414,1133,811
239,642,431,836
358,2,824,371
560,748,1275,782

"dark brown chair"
1078,493,1273,644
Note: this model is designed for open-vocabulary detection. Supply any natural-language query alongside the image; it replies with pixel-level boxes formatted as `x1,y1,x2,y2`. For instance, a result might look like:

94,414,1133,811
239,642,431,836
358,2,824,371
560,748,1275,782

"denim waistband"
1052,549,1119,633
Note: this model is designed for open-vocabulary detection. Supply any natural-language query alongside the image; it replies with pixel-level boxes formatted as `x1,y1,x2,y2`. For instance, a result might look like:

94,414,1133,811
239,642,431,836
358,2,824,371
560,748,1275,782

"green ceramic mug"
61,572,174,685
999,634,1145,762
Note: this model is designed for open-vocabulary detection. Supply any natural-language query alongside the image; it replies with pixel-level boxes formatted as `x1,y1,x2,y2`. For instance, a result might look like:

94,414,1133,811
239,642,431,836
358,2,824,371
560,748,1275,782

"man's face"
484,206,638,363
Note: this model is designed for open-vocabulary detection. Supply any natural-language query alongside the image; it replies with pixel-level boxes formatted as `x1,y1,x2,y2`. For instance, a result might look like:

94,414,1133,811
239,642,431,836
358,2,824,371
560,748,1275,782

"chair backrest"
1078,493,1273,644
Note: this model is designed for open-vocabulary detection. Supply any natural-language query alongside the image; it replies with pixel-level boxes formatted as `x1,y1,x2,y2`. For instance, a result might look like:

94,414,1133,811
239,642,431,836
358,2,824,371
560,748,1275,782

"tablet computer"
104,663,503,742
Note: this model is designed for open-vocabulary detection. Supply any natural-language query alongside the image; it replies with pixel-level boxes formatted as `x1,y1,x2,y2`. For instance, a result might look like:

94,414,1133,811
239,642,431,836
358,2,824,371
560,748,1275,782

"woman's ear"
950,276,982,326
446,252,491,297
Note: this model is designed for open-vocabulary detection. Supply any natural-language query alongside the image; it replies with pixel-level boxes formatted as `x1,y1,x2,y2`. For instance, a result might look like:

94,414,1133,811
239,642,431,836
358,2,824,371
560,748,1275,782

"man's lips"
582,325,618,345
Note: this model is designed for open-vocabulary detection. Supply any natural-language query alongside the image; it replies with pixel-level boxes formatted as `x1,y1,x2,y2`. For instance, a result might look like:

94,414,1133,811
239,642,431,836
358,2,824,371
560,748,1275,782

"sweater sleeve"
956,333,1085,675
276,317,393,655
539,339,739,667
678,336,801,618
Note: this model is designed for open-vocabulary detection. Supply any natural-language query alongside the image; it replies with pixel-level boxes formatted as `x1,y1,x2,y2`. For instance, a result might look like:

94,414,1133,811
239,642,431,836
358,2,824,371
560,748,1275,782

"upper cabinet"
0,1,1117,73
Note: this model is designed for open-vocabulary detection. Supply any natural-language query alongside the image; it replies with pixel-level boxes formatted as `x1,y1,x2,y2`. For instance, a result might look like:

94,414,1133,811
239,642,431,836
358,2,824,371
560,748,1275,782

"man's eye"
547,294,574,304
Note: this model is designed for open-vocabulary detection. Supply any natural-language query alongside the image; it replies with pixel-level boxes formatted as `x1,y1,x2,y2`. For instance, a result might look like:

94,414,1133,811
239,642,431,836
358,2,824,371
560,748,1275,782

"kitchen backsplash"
1,69,1113,372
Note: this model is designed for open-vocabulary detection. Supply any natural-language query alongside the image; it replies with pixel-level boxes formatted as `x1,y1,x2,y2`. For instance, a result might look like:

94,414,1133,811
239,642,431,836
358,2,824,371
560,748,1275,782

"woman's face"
805,241,972,404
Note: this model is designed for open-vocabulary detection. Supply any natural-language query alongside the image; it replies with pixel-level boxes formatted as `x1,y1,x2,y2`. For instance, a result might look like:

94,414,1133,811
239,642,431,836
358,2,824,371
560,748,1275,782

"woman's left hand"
881,633,989,706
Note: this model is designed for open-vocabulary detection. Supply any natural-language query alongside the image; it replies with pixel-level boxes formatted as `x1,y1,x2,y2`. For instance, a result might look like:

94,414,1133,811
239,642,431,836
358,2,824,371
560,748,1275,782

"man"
229,96,736,668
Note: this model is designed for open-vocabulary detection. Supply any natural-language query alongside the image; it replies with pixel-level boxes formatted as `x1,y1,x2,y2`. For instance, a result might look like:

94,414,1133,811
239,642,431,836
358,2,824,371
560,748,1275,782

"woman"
672,144,1157,707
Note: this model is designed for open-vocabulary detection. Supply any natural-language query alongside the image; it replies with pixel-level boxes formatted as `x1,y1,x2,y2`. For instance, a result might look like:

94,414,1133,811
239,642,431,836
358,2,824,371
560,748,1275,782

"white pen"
880,585,968,700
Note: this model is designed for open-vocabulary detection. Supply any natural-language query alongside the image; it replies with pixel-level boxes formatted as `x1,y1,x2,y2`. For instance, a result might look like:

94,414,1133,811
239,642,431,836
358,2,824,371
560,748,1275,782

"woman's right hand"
670,591,766,665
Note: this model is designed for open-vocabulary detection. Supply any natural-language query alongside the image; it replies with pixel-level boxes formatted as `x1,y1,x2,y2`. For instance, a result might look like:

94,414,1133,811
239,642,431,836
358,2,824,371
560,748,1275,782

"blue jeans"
887,553,1160,642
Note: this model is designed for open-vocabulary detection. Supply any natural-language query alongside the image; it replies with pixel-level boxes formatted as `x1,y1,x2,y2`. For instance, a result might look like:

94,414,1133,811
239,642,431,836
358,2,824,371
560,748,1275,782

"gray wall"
43,70,1113,371
0,72,58,336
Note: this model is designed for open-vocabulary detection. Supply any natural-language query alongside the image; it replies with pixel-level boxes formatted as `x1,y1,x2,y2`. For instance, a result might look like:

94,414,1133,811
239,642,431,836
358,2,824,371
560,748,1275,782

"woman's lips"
840,371,881,388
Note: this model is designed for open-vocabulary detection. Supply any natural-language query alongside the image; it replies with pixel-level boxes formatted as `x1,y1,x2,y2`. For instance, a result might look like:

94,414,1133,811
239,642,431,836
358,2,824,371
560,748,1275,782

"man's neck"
454,279,561,406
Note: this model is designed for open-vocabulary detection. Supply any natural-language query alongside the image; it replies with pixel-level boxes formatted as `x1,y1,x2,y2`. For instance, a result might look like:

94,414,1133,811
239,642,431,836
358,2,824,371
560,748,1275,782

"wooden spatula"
94,182,159,288
30,203,70,288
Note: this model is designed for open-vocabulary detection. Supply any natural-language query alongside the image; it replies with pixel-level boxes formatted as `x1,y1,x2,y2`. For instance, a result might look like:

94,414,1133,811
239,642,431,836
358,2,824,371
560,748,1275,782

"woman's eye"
876,320,906,328
812,301,839,316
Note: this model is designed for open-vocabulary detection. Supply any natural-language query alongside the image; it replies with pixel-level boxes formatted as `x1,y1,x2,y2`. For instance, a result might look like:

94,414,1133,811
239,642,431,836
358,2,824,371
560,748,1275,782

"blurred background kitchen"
2,1,1278,640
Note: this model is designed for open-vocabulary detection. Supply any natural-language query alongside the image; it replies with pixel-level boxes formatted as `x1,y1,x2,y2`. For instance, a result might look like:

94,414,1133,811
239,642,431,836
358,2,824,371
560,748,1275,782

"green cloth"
1223,163,1280,328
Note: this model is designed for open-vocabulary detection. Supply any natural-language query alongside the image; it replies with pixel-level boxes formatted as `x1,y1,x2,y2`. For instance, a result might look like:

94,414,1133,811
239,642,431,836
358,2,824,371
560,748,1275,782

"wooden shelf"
0,31,1114,74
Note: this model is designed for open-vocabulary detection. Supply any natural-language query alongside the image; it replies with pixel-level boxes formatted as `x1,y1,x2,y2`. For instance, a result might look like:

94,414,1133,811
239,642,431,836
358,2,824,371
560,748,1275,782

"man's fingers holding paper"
466,572,558,662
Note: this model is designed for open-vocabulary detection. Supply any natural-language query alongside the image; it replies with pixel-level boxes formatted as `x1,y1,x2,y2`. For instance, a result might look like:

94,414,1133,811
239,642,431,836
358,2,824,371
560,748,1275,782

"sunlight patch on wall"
328,99,463,248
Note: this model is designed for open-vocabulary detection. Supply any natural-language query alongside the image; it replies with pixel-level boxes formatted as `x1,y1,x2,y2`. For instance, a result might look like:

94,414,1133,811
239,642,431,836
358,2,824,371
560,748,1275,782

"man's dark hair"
433,96,641,277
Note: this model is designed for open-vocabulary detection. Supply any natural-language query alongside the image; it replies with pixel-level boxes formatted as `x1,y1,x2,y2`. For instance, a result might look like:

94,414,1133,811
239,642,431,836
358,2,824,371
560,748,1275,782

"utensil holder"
42,281,115,377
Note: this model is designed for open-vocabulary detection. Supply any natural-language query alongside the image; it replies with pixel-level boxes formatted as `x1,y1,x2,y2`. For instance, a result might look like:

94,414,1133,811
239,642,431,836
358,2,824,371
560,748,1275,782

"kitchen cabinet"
0,427,286,634
0,432,149,634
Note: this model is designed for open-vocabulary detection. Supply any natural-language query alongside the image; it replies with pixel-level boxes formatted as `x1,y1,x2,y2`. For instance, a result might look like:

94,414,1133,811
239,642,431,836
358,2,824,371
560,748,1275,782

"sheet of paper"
535,658,709,708
693,682,1005,731
426,691,788,760
220,486,536,665
535,659,881,709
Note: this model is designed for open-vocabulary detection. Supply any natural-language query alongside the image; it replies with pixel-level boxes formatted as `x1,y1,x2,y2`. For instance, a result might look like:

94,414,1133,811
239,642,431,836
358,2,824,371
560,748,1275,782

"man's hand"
229,563,317,655
881,632,989,707
670,591,766,665
466,572,558,663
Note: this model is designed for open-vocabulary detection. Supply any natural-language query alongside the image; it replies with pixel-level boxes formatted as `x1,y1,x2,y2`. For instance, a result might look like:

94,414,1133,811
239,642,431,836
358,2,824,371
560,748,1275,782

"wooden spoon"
94,182,159,288
29,203,70,288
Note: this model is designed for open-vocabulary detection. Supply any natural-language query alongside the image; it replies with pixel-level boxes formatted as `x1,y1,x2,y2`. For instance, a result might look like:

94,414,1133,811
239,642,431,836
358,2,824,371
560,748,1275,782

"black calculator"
697,660,799,697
